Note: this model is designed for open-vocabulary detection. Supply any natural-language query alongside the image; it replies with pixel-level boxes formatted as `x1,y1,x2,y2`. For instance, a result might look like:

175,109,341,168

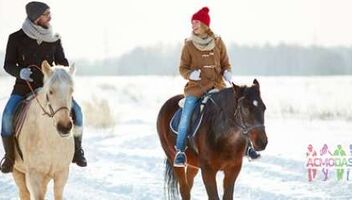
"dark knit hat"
25,1,50,22
191,7,210,27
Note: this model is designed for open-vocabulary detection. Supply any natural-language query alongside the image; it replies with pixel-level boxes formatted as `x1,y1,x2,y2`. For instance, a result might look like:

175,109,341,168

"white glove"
19,68,33,82
223,70,232,82
189,69,201,81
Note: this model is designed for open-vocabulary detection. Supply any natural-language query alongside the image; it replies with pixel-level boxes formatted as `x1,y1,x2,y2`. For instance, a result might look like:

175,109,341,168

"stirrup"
0,155,14,173
0,157,5,169
247,148,261,161
173,151,187,167
0,155,13,165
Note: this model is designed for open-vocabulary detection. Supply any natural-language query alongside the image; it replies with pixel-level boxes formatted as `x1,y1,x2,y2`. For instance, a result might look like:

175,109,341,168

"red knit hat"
191,7,210,27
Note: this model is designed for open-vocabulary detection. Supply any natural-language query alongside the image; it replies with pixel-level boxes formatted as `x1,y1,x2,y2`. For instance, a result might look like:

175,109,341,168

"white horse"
13,61,76,200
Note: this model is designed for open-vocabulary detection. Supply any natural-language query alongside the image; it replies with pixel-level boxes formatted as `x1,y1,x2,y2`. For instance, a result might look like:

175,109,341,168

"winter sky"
0,0,351,60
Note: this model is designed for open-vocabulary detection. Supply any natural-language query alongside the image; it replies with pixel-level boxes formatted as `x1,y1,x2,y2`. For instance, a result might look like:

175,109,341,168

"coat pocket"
200,65,217,81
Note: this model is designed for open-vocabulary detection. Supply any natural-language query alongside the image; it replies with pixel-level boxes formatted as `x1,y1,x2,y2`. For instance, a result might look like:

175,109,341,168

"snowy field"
0,75,352,200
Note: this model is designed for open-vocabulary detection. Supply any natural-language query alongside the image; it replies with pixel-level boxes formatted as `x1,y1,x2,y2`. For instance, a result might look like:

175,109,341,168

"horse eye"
49,90,53,95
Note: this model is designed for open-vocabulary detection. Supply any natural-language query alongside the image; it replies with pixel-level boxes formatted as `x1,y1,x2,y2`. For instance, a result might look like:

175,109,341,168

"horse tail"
164,159,179,200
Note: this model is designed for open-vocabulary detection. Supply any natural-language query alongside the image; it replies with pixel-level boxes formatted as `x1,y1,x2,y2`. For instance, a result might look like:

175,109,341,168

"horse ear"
253,79,260,88
232,82,241,96
69,63,76,75
41,60,53,78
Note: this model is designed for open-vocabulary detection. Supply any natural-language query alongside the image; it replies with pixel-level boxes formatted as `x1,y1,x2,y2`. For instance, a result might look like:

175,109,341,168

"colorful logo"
305,144,352,181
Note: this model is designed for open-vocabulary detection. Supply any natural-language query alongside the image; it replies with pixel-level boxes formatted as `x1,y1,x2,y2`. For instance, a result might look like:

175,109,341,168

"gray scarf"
191,33,215,51
22,18,60,44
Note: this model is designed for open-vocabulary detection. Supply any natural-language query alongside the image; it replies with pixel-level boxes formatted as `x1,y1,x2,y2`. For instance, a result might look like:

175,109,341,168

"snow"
0,76,351,199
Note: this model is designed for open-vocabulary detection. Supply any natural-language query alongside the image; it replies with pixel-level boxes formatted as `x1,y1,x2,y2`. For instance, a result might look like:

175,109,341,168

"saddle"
12,94,36,160
170,89,219,152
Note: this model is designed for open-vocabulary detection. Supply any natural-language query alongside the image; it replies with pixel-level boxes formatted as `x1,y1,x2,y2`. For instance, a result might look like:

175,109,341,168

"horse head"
232,79,268,151
41,60,75,137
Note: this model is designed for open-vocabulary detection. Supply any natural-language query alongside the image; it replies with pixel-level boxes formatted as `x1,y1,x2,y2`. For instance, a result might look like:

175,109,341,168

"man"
0,1,87,173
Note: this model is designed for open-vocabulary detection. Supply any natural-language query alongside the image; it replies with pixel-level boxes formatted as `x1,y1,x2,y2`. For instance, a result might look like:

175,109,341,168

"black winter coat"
3,29,69,96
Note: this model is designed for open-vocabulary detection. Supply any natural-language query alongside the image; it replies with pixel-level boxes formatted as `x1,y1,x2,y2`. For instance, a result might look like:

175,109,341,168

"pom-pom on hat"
191,7,210,27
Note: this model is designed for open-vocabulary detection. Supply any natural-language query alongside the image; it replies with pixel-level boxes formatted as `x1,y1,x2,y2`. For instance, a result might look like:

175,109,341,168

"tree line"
1,43,351,76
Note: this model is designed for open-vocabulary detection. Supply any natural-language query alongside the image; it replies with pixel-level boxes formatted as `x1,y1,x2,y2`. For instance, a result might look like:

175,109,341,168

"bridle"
233,96,265,135
209,90,265,136
26,65,70,118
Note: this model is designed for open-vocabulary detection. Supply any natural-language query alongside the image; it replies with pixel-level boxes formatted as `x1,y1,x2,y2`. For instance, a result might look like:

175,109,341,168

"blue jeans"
1,95,83,137
1,95,24,137
71,99,83,127
175,95,199,151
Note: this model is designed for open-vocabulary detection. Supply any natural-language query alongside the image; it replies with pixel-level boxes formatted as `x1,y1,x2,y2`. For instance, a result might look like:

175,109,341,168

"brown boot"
1,136,15,173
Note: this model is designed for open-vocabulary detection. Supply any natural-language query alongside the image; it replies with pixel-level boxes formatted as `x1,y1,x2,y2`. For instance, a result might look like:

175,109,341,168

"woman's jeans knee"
71,99,83,127
1,95,24,137
176,95,199,151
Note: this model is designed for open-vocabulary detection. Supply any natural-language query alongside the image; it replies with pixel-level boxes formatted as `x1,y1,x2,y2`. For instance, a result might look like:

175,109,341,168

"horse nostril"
57,122,72,134
260,139,268,150
67,121,73,130
57,123,64,133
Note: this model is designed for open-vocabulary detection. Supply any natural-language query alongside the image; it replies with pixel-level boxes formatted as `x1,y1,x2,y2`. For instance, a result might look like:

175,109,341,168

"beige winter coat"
179,36,231,97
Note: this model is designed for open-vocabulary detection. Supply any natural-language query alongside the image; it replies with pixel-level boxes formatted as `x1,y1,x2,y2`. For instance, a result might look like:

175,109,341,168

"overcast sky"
0,0,351,60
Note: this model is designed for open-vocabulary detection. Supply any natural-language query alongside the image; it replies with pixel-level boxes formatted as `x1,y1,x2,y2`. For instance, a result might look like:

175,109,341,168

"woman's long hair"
200,23,215,38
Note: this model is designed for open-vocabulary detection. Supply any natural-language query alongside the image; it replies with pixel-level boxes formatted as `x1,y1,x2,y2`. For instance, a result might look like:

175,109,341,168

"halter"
26,64,70,118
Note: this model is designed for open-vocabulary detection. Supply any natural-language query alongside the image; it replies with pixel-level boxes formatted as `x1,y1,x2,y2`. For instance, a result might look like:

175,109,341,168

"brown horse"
157,79,268,200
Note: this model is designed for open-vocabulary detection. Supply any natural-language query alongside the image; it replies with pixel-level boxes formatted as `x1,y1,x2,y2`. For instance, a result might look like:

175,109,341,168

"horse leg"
201,166,219,200
25,170,50,200
222,166,242,200
174,167,191,200
186,166,199,189
53,169,69,200
12,168,30,200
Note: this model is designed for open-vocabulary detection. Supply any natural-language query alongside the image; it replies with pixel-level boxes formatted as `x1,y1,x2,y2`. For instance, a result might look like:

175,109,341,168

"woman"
174,7,259,167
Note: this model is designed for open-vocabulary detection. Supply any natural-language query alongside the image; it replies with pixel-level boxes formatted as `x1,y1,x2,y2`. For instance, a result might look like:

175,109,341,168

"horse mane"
44,66,73,90
203,86,247,147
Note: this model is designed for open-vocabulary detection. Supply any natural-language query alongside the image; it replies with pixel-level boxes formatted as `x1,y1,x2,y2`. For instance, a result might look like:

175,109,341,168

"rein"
26,64,70,118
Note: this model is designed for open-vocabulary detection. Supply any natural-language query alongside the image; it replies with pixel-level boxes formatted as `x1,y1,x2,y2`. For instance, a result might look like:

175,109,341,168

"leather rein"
25,65,70,118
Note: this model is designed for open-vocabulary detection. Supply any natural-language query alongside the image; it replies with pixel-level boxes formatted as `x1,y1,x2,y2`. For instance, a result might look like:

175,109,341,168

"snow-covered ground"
0,76,352,200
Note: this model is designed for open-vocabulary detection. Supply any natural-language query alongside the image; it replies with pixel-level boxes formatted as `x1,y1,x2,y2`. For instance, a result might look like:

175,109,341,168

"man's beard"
37,21,50,29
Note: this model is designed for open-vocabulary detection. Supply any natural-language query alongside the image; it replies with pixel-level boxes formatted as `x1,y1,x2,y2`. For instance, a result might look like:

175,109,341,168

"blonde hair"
200,23,215,38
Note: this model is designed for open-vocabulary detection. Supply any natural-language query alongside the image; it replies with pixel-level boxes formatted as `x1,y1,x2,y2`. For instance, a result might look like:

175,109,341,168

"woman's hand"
189,69,201,81
223,70,232,82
